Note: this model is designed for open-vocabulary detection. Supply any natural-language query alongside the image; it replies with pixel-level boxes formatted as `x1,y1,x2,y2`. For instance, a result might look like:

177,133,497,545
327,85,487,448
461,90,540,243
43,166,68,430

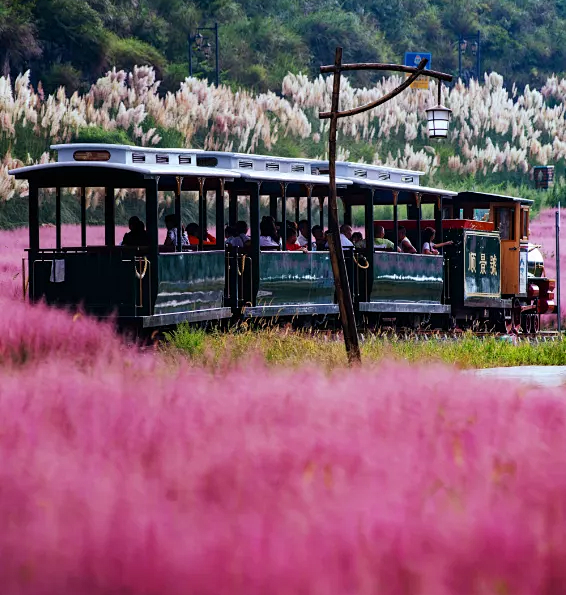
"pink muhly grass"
2,357,566,593
0,296,128,365
530,207,566,324
1,223,566,592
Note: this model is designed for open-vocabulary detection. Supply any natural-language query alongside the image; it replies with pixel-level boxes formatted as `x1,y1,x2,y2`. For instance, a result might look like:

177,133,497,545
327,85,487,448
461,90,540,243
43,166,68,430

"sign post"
404,52,432,90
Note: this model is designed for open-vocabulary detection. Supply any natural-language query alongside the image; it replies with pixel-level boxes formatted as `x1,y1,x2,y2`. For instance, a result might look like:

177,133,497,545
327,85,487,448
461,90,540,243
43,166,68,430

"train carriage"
9,143,554,334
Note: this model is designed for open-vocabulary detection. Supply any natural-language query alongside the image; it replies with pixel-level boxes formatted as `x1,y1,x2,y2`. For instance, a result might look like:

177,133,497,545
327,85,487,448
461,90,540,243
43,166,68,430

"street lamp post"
457,30,481,81
320,49,452,363
188,23,220,87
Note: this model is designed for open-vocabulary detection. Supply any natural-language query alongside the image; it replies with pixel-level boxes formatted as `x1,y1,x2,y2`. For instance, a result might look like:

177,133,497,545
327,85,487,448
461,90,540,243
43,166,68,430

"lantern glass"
460,39,468,52
195,32,204,47
204,42,212,58
426,105,452,139
471,41,478,55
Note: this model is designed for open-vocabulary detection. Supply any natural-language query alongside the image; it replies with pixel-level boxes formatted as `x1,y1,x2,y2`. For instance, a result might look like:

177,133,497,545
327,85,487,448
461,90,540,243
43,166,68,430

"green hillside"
2,0,566,93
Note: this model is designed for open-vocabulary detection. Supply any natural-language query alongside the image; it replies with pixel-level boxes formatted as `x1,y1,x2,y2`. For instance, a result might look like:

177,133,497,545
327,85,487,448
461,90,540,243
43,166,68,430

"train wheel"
524,314,533,334
504,309,514,334
512,299,522,332
533,314,540,334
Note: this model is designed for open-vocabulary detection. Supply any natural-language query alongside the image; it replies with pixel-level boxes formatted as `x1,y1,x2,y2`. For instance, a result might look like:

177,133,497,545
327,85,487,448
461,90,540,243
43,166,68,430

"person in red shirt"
286,227,307,252
186,222,216,246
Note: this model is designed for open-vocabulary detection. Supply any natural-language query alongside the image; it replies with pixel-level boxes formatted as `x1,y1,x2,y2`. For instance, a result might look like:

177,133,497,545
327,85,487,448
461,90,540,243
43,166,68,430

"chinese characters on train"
468,252,497,276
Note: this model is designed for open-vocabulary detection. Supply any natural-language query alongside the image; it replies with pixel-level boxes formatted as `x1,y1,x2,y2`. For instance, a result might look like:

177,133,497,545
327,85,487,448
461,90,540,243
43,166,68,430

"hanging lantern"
426,104,452,139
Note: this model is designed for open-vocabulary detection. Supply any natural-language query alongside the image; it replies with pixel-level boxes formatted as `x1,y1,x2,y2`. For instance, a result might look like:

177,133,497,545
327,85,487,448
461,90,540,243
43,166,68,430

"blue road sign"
404,52,432,89
404,52,432,69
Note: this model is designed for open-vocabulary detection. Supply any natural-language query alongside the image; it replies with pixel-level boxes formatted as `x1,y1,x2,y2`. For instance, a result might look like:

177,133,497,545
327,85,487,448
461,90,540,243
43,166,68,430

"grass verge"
164,325,566,369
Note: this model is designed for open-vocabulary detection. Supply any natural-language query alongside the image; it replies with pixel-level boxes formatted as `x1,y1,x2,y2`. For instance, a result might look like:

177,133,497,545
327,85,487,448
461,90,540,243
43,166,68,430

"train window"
474,208,490,221
494,207,515,240
520,208,529,239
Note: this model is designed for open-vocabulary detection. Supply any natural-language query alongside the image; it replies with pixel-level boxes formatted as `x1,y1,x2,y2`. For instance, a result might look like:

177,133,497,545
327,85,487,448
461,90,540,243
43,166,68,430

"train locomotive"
9,143,555,333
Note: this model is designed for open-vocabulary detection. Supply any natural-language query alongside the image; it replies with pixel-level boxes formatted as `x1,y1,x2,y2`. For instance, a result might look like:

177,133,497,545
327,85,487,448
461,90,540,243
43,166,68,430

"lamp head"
426,104,452,139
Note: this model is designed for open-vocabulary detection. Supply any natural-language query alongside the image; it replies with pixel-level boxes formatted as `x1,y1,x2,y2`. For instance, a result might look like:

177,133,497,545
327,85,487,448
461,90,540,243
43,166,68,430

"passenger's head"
225,225,235,239
261,216,277,238
128,215,141,231
312,225,324,240
352,232,363,243
287,226,297,243
398,226,407,239
298,219,310,237
287,220,298,233
340,224,353,239
186,222,201,238
236,220,249,235
164,214,177,230
133,218,145,232
423,227,435,244
376,225,385,238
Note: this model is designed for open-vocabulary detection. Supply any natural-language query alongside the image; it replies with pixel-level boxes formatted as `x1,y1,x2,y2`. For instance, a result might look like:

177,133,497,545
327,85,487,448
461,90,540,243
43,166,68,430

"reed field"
2,67,566,210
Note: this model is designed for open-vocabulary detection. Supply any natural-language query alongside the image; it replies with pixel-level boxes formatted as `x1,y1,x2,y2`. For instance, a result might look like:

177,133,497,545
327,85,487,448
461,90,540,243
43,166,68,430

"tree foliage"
4,0,566,91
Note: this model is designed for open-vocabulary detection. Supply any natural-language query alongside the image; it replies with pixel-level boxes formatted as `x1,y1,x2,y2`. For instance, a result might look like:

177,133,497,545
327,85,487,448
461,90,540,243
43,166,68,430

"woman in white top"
422,227,453,255
259,216,280,249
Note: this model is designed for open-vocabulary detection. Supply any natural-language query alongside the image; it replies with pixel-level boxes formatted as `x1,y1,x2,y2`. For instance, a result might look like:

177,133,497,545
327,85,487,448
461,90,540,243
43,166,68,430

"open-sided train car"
9,143,554,333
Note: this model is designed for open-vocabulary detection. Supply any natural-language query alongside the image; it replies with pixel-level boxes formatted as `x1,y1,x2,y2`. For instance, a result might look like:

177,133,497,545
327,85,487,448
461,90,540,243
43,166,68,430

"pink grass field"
530,208,566,323
1,217,566,593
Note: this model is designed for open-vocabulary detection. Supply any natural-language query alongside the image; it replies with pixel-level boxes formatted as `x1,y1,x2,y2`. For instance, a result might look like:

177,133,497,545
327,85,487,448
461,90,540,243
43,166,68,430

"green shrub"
165,325,207,358
43,63,83,95
72,126,133,145
106,33,167,78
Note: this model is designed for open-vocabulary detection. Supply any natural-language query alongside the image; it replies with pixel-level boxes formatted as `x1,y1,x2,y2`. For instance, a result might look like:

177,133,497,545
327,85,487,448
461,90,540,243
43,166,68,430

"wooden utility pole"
320,48,452,364
325,47,360,363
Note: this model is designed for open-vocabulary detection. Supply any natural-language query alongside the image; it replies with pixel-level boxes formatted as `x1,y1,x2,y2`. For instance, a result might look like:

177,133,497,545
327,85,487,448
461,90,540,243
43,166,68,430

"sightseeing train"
10,143,556,333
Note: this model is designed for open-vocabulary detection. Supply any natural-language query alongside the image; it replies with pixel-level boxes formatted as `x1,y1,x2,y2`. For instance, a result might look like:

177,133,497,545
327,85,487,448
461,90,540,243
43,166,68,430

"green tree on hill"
3,0,566,91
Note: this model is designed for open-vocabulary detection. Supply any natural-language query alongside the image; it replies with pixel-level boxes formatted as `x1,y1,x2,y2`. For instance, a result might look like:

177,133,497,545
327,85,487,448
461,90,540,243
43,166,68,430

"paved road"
471,366,566,387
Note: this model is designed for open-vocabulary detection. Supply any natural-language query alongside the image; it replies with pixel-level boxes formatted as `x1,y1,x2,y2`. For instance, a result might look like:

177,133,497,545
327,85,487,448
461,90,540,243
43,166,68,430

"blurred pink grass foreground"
0,217,566,593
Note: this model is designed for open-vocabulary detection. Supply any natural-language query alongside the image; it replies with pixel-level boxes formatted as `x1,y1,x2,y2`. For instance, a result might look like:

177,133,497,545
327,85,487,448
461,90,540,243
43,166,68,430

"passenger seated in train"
164,214,188,246
297,220,311,248
421,227,453,255
225,224,236,246
186,223,216,246
122,216,150,246
340,224,354,247
398,226,417,254
374,225,397,251
228,220,252,248
312,225,325,250
260,216,281,249
352,231,365,249
286,225,308,252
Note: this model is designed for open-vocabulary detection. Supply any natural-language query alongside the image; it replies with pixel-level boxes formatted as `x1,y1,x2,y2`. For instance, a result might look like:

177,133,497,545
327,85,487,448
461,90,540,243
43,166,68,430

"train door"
492,203,520,295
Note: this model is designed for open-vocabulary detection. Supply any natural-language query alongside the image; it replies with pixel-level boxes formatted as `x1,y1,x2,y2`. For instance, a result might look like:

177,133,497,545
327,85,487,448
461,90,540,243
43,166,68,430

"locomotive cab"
448,192,554,331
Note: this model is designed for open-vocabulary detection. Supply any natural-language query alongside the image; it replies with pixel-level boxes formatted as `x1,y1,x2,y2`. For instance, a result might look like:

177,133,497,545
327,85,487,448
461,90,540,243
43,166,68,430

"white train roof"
10,144,443,194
